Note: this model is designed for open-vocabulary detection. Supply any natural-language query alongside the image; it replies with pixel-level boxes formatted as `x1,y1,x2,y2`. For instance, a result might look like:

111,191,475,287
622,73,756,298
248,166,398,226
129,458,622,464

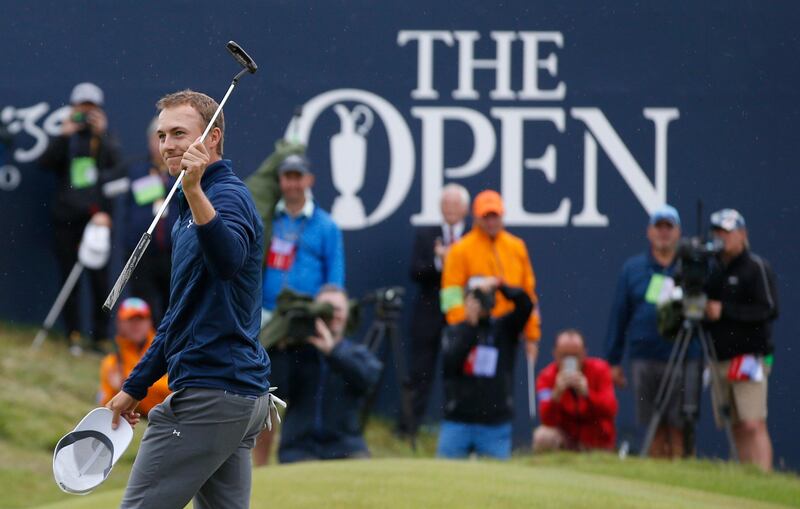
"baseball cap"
278,154,311,175
70,82,104,106
710,208,746,232
473,190,504,217
117,297,151,321
53,408,133,495
649,204,681,227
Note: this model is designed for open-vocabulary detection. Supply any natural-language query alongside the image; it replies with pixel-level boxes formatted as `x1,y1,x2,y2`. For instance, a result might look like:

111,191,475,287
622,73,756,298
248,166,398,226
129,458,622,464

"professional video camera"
259,289,334,348
362,286,404,318
674,236,723,320
657,235,722,339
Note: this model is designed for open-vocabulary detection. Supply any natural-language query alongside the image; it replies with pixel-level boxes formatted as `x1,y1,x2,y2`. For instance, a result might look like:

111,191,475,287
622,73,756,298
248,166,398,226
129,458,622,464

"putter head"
227,41,257,74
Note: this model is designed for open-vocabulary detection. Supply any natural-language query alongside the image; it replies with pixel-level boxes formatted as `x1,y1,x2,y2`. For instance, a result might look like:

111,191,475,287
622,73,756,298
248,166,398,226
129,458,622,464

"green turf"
26,459,800,509
2,322,800,509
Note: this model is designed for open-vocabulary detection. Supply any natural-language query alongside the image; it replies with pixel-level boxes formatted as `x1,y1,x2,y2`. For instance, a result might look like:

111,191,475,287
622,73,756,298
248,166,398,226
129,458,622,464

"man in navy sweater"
107,90,271,509
604,205,700,458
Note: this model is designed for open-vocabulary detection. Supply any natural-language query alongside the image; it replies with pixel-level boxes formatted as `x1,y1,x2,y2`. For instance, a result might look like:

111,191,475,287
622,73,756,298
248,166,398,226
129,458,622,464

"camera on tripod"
362,286,404,318
674,236,723,320
657,236,722,339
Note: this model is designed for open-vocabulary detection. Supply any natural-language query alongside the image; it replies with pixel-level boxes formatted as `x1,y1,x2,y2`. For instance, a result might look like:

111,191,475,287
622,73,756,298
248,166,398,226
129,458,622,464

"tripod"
360,291,416,449
640,302,738,459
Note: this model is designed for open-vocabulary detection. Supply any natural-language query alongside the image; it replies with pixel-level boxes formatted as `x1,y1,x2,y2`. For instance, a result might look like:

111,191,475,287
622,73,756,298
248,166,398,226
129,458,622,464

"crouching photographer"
533,329,617,452
705,209,779,472
437,277,533,460
269,285,383,463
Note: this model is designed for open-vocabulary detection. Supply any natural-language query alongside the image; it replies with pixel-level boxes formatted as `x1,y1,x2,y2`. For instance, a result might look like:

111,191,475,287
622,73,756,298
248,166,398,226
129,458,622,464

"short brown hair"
156,89,224,156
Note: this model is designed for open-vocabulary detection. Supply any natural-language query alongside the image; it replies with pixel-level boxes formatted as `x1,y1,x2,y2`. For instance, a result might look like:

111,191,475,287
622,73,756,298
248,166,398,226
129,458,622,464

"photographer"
38,82,122,353
270,285,383,463
705,209,779,472
533,329,617,452
437,277,532,460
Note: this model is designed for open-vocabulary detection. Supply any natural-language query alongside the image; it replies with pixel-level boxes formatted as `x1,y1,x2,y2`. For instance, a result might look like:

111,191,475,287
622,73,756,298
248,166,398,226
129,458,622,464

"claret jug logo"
286,30,680,230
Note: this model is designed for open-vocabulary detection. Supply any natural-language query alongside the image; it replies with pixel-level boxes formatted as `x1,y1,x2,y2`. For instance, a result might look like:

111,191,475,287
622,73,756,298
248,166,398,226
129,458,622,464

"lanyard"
276,212,309,243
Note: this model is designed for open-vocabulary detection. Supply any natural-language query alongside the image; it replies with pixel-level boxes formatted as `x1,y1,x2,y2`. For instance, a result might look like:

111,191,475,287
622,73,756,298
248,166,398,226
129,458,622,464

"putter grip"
103,232,152,312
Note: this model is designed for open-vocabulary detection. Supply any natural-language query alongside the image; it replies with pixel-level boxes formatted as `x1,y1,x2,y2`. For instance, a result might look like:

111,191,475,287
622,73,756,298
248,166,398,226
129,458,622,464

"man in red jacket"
533,329,617,451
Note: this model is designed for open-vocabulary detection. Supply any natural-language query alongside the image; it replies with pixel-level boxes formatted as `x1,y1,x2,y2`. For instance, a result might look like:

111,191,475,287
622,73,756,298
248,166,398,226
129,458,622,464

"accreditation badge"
132,174,166,206
645,273,675,304
69,157,98,189
727,354,765,382
267,236,297,271
463,345,499,378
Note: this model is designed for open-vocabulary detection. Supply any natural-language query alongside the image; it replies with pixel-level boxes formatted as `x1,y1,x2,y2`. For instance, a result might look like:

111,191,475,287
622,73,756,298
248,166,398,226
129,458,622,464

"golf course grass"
2,322,800,509
28,458,800,509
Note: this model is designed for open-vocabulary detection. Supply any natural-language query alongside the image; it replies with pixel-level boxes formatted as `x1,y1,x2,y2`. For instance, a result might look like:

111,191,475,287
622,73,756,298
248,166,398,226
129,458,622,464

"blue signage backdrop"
2,1,799,468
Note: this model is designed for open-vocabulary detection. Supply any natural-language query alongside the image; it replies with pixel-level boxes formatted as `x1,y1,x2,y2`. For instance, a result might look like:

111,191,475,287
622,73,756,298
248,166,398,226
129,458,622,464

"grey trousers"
120,388,269,509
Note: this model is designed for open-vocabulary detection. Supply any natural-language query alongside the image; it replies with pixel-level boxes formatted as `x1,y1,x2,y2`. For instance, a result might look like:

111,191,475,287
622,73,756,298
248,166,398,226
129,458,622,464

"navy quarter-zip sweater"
604,250,700,365
123,159,270,400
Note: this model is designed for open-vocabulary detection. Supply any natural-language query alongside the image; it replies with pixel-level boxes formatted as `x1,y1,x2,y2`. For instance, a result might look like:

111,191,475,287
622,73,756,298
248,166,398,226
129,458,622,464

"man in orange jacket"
441,190,541,361
98,297,170,416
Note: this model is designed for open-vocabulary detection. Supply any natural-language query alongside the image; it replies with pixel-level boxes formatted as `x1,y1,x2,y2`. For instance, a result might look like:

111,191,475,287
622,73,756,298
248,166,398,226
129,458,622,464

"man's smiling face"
156,104,206,176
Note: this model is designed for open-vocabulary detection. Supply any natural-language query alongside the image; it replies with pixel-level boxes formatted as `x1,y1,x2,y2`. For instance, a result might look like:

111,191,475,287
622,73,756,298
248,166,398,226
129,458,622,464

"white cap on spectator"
70,82,104,106
53,408,132,495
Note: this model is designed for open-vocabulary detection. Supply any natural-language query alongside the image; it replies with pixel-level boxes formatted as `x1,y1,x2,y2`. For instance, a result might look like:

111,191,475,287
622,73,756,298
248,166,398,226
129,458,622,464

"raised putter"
103,41,258,313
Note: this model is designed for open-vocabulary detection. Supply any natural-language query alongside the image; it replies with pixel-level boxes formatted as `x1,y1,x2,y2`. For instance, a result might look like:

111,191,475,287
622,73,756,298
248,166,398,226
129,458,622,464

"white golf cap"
53,408,133,495
78,223,110,270
70,82,104,106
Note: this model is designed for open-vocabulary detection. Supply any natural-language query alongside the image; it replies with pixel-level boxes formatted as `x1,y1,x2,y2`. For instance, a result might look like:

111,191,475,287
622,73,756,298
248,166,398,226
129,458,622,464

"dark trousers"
402,307,445,433
127,246,171,327
53,221,109,343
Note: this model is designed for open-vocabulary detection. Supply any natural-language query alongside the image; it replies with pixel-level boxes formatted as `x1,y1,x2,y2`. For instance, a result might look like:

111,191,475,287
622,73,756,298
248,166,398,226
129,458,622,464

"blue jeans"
436,420,512,460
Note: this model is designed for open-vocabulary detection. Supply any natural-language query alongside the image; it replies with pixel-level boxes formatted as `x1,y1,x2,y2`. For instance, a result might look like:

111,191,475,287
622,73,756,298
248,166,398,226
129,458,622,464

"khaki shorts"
711,359,769,426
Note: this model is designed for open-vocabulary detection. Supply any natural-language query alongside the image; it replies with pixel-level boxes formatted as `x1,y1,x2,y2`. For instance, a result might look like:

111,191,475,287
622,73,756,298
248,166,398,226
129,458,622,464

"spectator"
123,117,176,326
441,190,541,363
255,154,346,465
38,82,122,353
261,154,345,315
604,205,700,458
437,277,532,460
401,183,470,436
97,297,170,416
533,329,617,452
271,285,382,463
706,208,779,472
